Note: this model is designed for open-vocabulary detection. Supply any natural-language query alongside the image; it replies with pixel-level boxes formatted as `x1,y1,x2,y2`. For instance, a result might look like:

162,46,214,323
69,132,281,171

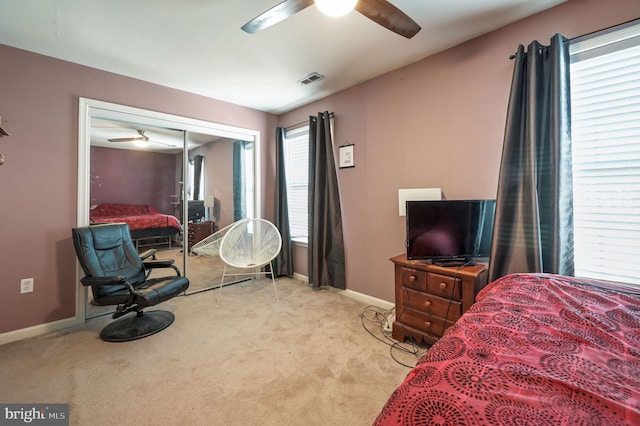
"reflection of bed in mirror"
89,115,257,298
89,203,181,249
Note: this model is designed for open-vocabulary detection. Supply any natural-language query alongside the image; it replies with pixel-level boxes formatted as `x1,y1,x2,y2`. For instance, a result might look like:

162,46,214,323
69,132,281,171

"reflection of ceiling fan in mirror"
241,0,421,39
107,130,176,147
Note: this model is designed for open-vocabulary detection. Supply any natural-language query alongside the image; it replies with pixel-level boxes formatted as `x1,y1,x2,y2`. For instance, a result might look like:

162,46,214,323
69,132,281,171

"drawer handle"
424,300,432,308
409,275,417,282
424,321,432,328
439,282,447,289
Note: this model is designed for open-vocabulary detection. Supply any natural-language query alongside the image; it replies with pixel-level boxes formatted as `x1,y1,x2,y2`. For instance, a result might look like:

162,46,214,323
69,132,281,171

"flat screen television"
188,200,206,222
406,199,496,265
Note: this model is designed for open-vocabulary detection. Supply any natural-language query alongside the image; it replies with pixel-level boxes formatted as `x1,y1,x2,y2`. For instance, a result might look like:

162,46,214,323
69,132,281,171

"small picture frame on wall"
339,144,355,169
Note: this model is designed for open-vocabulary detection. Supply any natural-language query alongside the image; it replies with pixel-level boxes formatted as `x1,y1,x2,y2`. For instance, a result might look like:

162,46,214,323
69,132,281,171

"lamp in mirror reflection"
204,195,215,222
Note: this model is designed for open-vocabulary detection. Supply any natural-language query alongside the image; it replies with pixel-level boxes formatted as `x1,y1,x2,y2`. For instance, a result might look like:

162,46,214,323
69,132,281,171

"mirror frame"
77,97,261,320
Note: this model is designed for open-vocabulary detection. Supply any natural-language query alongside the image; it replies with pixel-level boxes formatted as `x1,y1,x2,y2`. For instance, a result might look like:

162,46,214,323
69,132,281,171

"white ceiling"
0,0,566,115
91,118,182,152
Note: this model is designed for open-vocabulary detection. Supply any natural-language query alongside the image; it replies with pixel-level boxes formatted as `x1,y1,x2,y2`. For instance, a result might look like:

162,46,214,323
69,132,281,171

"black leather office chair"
72,223,189,342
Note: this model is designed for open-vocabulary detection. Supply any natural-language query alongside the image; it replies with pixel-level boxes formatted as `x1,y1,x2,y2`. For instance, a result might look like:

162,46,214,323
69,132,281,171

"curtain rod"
571,17,639,45
285,112,334,130
509,18,640,59
285,121,308,131
509,36,573,60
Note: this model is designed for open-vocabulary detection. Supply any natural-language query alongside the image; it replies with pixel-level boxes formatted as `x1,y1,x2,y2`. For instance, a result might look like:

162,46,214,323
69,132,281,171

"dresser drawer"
427,272,461,299
402,288,462,322
397,307,449,338
392,254,487,345
401,267,427,292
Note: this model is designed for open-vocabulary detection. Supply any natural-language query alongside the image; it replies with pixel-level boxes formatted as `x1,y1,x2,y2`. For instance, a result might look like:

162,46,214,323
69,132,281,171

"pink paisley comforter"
90,203,181,231
374,273,640,426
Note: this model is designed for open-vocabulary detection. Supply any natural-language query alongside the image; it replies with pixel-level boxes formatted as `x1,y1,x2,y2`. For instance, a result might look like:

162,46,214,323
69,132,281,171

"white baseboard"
0,316,83,346
290,273,393,309
293,272,396,309
341,289,394,310
293,272,308,283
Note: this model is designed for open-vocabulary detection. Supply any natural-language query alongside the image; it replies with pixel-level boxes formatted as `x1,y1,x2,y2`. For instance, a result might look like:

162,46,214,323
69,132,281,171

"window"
244,142,255,219
283,126,309,243
187,157,204,201
570,21,640,285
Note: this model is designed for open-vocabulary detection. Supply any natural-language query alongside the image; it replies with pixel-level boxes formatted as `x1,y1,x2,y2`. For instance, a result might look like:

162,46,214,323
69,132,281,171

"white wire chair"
190,219,247,258
217,218,282,304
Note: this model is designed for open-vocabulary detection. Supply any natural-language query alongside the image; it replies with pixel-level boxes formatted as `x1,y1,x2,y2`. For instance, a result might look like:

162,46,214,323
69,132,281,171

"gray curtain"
308,112,346,289
233,141,246,221
274,127,293,277
488,34,574,283
192,155,204,200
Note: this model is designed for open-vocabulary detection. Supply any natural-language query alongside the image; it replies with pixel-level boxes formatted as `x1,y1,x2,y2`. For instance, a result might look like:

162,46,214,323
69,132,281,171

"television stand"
390,253,488,345
433,258,475,268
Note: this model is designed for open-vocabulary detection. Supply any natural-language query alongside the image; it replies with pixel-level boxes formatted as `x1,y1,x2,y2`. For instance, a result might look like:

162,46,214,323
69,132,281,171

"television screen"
188,200,206,222
406,199,496,263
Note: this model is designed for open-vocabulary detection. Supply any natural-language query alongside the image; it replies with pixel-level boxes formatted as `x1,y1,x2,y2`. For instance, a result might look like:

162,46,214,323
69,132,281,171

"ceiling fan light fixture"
315,0,357,17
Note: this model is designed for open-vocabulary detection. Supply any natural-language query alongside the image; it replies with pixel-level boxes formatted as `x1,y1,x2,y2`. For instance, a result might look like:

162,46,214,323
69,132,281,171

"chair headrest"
72,223,144,282
91,227,125,250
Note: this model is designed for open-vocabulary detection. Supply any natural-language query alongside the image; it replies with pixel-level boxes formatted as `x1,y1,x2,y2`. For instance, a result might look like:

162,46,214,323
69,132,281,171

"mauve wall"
91,146,178,214
280,0,640,302
0,45,277,334
190,140,236,228
1,0,638,337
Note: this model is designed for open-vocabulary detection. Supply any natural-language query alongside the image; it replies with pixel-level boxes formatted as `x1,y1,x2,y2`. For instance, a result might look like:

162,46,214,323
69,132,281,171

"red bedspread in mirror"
89,203,181,231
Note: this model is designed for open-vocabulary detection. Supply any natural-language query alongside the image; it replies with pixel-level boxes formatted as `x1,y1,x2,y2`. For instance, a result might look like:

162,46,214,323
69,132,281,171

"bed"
374,273,640,425
89,203,182,249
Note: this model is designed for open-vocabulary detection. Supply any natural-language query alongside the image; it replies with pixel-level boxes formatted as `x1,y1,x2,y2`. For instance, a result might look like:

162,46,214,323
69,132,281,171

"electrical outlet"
20,278,34,294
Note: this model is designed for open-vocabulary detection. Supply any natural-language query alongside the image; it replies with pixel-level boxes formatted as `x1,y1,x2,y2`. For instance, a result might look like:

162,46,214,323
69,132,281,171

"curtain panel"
233,140,247,221
308,112,346,289
274,127,293,277
192,154,204,200
488,34,574,282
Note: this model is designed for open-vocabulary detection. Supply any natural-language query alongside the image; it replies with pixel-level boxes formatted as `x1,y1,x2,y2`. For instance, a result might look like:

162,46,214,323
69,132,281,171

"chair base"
100,310,175,342
217,264,278,306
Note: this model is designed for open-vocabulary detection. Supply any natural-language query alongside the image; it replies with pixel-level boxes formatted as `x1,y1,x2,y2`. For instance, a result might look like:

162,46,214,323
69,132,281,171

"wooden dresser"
187,221,217,252
390,253,488,345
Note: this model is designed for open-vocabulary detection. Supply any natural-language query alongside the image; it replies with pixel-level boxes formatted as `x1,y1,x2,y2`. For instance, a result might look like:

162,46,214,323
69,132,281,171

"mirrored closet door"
78,99,260,319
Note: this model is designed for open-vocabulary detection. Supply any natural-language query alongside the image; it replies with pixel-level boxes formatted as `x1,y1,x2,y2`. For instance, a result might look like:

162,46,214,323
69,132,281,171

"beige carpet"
154,247,227,294
152,247,247,294
0,278,422,426
86,248,228,318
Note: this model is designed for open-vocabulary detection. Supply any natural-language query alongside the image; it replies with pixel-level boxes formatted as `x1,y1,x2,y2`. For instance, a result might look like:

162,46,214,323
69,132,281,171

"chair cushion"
132,276,190,308
93,275,189,307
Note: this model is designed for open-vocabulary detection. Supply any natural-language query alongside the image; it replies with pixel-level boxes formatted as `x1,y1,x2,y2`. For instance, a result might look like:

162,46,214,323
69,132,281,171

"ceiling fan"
107,130,177,147
241,0,421,39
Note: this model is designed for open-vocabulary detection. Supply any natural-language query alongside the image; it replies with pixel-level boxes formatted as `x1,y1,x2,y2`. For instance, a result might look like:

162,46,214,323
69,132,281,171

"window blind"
284,126,309,242
570,29,640,285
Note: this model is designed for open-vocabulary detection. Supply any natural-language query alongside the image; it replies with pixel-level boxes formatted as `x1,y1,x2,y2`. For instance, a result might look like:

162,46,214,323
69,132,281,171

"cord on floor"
359,305,428,368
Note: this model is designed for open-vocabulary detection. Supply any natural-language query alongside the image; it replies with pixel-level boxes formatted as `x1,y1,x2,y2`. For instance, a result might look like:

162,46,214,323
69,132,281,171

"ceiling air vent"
298,72,325,85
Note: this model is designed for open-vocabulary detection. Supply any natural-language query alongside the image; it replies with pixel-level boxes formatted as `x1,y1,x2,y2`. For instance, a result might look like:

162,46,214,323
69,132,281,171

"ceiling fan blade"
107,137,141,142
148,140,178,148
241,0,315,34
355,0,421,39
108,130,149,143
